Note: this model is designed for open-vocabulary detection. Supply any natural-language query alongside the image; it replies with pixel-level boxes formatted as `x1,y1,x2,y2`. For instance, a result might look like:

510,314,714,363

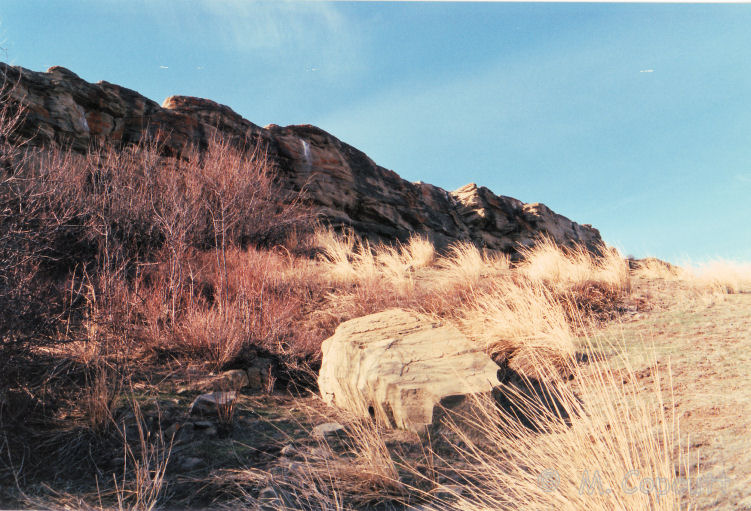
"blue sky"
1,1,750,262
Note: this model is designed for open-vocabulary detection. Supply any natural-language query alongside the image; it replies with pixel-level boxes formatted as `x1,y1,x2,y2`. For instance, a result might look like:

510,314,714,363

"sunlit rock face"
317,308,501,434
0,62,603,254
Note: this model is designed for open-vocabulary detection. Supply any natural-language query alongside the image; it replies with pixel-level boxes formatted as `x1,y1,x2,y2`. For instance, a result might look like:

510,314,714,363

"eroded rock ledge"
1,63,602,253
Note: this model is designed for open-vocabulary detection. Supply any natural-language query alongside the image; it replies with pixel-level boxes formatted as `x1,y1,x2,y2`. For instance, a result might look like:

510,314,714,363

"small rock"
173,422,195,443
164,422,181,439
280,444,298,457
432,484,464,500
246,358,274,390
189,391,237,416
258,486,286,510
199,426,217,437
246,367,264,390
309,446,333,459
312,422,345,439
179,456,205,471
193,420,213,429
218,369,249,390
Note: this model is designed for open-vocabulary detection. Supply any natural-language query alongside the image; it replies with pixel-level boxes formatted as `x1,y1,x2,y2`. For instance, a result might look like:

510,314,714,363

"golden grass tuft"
687,259,751,294
519,237,629,293
455,278,575,373
633,257,751,298
432,340,685,511
434,242,510,290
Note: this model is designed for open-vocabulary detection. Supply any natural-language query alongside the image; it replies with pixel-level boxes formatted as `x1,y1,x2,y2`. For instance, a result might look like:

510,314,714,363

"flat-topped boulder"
318,308,501,433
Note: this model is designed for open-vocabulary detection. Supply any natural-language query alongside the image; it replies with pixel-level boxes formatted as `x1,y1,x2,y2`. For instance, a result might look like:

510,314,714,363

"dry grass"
297,418,407,509
0,83,722,510
246,338,686,511
426,340,685,511
315,228,436,293
111,400,172,511
434,242,510,290
633,257,751,305
519,237,629,292
687,259,751,294
312,229,632,376
455,279,575,374
631,258,685,281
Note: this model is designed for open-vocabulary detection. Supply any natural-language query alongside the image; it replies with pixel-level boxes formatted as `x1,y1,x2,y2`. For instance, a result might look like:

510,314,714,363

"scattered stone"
179,457,205,471
312,422,345,439
246,358,274,390
318,309,501,434
192,420,213,429
280,444,298,457
218,369,249,390
189,391,237,416
164,422,181,439
258,486,287,511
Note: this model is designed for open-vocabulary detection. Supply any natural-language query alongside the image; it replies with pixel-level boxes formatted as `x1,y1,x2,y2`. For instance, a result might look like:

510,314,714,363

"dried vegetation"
1,88,747,510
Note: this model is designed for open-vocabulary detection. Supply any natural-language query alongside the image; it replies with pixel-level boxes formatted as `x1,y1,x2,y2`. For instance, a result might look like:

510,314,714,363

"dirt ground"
598,284,751,510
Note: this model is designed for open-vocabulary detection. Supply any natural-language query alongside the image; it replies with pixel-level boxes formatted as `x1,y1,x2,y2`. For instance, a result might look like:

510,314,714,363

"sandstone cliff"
0,63,602,253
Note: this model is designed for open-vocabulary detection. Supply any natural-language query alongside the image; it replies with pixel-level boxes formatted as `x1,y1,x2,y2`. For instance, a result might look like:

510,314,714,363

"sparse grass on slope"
1,90,734,509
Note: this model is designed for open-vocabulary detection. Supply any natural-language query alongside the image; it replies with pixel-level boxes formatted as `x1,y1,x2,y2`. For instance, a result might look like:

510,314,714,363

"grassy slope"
594,287,751,510
3,95,751,509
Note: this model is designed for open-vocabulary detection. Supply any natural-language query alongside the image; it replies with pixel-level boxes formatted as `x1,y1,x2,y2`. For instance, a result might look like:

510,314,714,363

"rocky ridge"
0,63,602,253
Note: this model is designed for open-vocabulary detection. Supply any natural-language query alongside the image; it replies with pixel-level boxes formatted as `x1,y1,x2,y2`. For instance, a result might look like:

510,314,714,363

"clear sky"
1,1,750,262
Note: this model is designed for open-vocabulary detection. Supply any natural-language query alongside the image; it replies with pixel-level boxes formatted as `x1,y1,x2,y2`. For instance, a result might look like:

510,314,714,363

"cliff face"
0,63,602,253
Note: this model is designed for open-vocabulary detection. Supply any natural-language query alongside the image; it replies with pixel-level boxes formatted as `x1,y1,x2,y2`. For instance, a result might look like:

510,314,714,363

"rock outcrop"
317,308,500,433
0,62,602,254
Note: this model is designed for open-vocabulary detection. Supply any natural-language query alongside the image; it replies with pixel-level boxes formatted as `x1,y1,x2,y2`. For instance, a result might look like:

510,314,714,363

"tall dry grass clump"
291,418,407,509
455,279,575,375
631,258,685,281
315,227,435,291
385,336,686,511
632,257,751,299
519,237,629,292
686,259,751,294
434,242,510,290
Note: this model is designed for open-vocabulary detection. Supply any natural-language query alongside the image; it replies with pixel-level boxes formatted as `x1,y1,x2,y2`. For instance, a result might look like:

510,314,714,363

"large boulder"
318,309,501,434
